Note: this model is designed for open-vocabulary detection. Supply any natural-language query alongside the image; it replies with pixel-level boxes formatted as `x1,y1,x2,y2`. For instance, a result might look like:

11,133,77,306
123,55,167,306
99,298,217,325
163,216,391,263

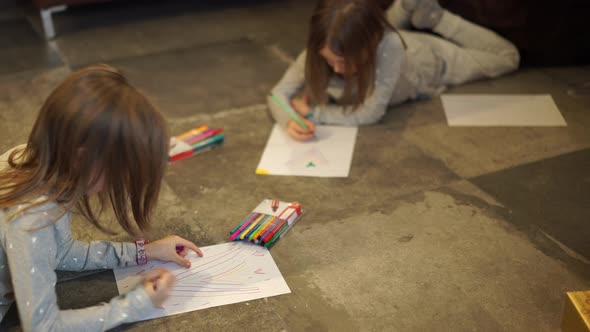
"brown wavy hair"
0,64,169,236
305,0,403,108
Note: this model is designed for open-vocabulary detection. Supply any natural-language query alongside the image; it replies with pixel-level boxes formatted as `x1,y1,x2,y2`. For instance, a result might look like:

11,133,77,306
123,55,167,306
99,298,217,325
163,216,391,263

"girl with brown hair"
0,64,203,331
268,0,520,141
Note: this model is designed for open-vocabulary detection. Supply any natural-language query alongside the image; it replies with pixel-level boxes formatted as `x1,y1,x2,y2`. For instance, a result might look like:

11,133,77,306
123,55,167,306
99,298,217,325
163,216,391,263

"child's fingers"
142,268,170,291
289,119,313,134
171,252,191,268
303,119,316,132
288,126,314,141
143,269,175,306
292,120,315,138
142,268,167,281
158,270,176,288
176,238,203,257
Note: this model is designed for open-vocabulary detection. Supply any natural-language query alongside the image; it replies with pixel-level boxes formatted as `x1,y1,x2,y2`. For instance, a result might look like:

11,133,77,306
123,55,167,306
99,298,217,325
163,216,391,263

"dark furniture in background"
438,0,589,66
33,0,590,66
381,0,589,66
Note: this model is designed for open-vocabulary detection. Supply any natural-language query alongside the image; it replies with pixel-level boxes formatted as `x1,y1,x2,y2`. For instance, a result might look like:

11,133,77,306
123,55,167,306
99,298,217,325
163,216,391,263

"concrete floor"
1,0,590,331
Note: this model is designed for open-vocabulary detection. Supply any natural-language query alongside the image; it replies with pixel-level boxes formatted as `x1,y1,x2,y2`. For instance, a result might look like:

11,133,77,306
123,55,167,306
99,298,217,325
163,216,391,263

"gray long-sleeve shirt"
268,10,519,127
0,147,153,331
268,30,438,127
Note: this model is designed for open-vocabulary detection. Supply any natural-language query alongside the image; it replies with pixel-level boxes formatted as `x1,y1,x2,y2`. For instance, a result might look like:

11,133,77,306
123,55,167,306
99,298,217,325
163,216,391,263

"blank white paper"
441,94,566,127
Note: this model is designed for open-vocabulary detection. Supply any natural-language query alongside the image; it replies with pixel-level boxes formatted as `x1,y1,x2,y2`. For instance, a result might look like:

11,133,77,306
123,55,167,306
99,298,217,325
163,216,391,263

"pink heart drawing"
254,268,265,274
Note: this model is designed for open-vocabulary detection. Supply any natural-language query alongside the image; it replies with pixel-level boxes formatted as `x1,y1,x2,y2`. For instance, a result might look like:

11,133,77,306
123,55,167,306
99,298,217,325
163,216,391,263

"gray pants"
388,1,520,88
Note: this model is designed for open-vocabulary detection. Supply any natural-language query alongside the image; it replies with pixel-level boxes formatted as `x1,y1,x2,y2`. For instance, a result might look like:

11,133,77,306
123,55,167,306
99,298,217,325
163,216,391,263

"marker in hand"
270,93,310,130
150,276,159,291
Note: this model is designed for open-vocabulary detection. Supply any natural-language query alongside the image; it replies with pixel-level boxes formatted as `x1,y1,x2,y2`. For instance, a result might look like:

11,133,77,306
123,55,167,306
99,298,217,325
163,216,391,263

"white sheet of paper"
114,242,291,321
256,124,358,177
441,94,566,127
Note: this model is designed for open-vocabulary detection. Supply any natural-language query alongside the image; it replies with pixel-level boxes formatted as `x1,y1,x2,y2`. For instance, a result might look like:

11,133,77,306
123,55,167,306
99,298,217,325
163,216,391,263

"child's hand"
144,235,203,268
287,119,316,141
291,96,311,118
143,268,176,307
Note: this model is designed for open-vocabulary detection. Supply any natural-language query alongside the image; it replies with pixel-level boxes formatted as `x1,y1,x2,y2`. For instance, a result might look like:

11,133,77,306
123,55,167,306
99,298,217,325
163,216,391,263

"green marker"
264,222,290,248
270,93,309,130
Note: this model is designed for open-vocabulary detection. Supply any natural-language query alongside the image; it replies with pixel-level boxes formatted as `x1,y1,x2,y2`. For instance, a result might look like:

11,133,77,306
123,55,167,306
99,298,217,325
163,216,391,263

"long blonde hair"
0,64,169,235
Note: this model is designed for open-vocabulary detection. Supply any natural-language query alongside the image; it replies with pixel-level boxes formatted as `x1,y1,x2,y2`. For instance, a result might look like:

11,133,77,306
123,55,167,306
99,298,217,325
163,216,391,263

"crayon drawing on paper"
256,124,358,177
114,242,290,321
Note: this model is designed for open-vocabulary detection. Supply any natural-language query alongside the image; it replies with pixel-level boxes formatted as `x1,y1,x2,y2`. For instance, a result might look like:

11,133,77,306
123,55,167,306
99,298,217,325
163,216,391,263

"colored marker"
246,215,272,242
259,205,291,242
176,245,184,253
264,223,289,248
265,218,299,248
169,134,224,162
182,129,215,144
242,214,266,241
151,278,158,291
243,214,271,242
230,212,258,235
186,133,224,151
185,128,223,145
270,93,309,130
252,216,277,242
229,213,260,241
244,215,266,242
239,214,266,241
255,220,278,243
261,219,286,244
249,215,275,242
258,217,282,242
271,200,279,212
176,125,208,141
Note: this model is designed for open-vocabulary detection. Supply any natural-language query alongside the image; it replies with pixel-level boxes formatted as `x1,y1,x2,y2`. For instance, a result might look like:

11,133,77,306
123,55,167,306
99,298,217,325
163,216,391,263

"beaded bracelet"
135,239,149,265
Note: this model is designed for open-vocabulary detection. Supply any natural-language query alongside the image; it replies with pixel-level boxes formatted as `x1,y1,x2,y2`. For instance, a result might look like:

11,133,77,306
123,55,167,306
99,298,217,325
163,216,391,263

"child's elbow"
356,107,387,126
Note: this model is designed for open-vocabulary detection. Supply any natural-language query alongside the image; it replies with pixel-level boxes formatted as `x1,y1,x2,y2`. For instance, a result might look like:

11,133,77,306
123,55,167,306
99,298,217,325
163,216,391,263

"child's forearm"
19,286,152,332
267,94,294,127
4,217,153,332
268,50,307,127
57,239,138,271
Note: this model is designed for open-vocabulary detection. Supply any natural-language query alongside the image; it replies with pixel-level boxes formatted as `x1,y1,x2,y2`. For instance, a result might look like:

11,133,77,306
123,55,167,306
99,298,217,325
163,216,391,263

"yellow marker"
256,169,269,175
251,216,277,241
176,125,208,141
239,214,265,240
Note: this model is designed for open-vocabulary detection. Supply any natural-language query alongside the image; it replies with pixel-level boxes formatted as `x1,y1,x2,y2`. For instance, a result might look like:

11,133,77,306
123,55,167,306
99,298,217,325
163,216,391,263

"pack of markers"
169,125,224,162
229,199,303,248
